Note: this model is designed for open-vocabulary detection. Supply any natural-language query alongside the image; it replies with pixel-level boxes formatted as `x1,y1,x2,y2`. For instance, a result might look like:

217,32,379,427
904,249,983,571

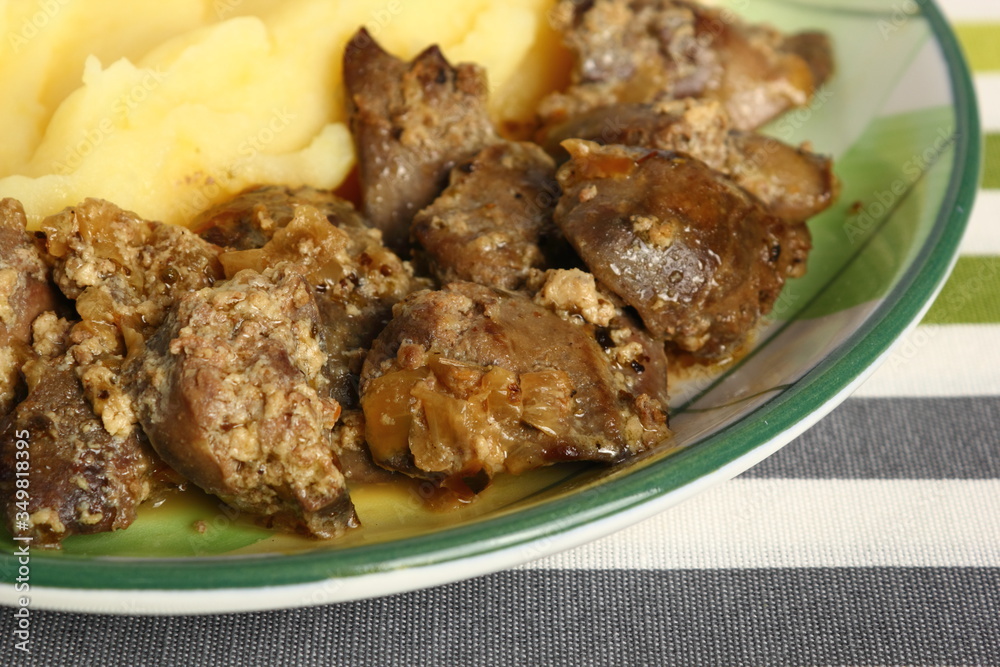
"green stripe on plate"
923,256,1000,324
954,24,1000,72
982,134,1000,189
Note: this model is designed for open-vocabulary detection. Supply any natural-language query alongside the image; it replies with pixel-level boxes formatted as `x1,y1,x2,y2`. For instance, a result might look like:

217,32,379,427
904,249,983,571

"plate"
0,0,980,614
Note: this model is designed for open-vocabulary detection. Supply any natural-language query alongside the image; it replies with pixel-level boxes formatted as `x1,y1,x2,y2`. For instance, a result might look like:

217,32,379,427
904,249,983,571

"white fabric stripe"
939,0,1000,22
523,478,1000,569
961,189,1000,254
853,324,1000,397
974,73,1000,131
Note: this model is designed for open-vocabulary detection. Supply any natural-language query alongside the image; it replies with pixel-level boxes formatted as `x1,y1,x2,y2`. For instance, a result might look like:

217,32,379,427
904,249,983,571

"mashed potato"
0,0,567,227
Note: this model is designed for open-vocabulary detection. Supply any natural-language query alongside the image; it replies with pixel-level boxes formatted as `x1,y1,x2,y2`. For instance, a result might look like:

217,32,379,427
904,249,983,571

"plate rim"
0,0,982,608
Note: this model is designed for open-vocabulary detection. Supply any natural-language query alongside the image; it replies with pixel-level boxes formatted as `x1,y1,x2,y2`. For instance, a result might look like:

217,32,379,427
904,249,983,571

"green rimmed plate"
0,0,980,614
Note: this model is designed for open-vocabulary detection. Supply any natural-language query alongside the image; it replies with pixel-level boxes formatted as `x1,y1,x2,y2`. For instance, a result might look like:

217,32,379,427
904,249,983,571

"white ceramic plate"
0,0,980,614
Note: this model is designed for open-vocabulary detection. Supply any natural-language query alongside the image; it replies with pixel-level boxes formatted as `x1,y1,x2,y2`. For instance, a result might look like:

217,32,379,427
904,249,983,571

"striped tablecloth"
2,1,998,665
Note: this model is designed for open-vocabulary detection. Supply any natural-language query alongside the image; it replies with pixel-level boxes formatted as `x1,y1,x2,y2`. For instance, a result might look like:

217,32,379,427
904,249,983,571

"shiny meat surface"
0,199,61,417
0,314,169,547
344,28,498,251
555,139,810,358
125,266,356,538
192,185,366,251
541,100,731,173
360,282,669,489
38,199,224,438
539,0,833,131
540,100,837,222
412,142,559,290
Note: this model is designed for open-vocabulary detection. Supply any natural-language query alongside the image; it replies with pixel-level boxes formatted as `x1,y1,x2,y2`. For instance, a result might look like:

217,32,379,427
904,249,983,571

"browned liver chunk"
125,266,357,538
216,198,425,406
37,198,225,439
191,185,366,251
412,141,560,290
344,28,498,251
0,315,170,547
197,188,427,483
539,0,833,131
539,100,837,223
0,199,61,418
554,139,810,358
360,282,669,491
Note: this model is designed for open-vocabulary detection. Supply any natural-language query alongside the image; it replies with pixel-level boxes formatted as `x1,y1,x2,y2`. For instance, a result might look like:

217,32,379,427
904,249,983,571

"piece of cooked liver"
37,198,225,438
1,199,226,546
412,141,561,290
359,282,669,491
539,0,833,131
527,267,671,404
0,314,173,547
218,201,424,408
344,28,498,252
539,100,837,223
125,265,357,538
42,199,224,330
199,188,427,483
0,199,62,418
554,139,810,358
191,185,367,251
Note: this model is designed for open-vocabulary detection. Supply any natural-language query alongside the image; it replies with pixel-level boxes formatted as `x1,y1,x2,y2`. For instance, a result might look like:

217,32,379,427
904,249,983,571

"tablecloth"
2,0,998,664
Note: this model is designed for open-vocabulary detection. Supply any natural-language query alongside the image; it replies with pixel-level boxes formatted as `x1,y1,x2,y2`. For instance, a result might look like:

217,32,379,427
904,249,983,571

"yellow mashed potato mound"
0,0,567,227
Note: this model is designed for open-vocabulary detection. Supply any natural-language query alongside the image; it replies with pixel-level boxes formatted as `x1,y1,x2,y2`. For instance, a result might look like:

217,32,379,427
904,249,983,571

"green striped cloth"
981,132,1000,188
927,17,999,324
954,24,1000,72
